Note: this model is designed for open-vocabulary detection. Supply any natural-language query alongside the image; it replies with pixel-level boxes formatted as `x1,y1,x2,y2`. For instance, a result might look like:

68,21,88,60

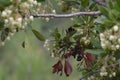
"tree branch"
79,61,120,80
32,11,101,18
92,0,107,6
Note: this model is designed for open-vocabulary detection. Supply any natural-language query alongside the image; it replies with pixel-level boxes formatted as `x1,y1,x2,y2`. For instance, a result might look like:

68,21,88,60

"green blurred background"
0,18,81,80
0,0,82,80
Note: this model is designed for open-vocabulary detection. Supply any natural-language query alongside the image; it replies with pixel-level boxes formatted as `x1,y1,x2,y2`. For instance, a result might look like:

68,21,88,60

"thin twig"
92,0,107,6
79,61,120,80
32,11,101,18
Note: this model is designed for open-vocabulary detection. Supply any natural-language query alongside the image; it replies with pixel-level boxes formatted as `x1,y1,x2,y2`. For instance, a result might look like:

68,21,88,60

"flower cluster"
87,54,118,80
0,0,42,45
100,25,120,51
99,55,117,78
43,39,52,51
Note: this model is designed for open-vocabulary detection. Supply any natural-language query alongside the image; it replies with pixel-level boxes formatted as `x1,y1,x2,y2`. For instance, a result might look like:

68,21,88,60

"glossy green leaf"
32,29,45,41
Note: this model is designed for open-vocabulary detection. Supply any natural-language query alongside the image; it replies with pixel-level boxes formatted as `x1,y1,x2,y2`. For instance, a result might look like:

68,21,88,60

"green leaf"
116,0,120,8
36,0,45,2
73,24,80,27
98,6,109,19
32,29,45,41
0,21,4,30
81,0,89,8
108,0,113,9
89,3,96,10
90,37,101,48
51,28,61,41
1,28,10,41
114,50,120,59
108,10,116,20
85,49,104,55
0,0,11,11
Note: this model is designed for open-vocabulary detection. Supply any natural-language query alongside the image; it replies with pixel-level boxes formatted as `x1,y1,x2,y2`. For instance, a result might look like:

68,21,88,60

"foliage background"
0,1,81,78
0,0,120,80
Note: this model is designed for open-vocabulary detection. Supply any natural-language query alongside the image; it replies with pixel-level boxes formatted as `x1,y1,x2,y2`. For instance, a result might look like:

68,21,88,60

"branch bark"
79,61,120,80
32,11,101,18
92,0,107,6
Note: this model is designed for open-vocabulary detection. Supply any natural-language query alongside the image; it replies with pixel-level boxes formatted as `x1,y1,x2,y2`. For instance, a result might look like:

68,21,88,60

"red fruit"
64,59,72,76
52,60,63,75
85,53,95,61
84,53,95,69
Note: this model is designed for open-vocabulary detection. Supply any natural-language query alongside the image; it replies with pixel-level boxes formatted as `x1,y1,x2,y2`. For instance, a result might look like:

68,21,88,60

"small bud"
52,10,56,14
109,74,112,78
87,77,91,80
101,43,106,49
112,72,116,77
100,33,105,38
9,17,14,21
21,26,25,29
47,48,50,51
38,3,41,6
116,45,120,49
24,2,30,8
109,35,116,41
4,19,9,23
6,10,12,15
17,17,22,23
113,25,119,32
33,1,37,5
45,18,49,22
51,53,54,58
70,18,74,21
104,72,108,76
100,72,104,76
1,11,7,17
6,36,10,41
112,57,116,61
85,40,90,45
29,16,34,21
101,66,106,72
